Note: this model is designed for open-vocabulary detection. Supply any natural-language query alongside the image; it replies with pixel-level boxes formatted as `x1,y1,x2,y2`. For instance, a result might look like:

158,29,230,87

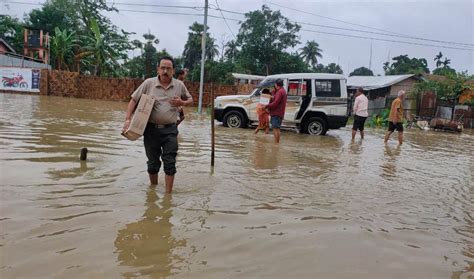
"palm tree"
224,40,238,62
434,51,443,68
183,22,218,68
50,27,78,70
206,38,219,61
299,41,323,69
442,57,451,68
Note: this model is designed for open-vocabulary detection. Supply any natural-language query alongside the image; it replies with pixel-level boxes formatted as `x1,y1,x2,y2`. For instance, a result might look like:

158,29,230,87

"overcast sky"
2,0,473,76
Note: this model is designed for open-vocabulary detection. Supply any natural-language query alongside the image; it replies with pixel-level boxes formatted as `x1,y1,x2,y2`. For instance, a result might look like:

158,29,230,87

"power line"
213,0,236,39
266,1,412,37
116,8,241,22
108,2,203,10
295,20,474,48
117,9,204,17
5,0,473,49
301,29,474,51
206,5,473,48
266,1,474,48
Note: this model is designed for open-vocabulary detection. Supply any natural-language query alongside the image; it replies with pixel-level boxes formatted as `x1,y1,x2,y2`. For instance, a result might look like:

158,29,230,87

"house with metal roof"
347,74,421,115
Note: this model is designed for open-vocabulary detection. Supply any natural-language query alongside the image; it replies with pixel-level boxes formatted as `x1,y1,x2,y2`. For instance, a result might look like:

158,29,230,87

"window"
288,79,307,96
315,80,341,97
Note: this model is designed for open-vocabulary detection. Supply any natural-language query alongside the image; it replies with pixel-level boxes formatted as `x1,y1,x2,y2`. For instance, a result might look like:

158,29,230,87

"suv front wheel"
223,110,247,128
303,117,327,135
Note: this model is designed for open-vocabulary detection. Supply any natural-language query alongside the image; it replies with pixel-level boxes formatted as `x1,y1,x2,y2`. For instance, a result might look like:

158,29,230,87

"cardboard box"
260,93,272,105
121,94,155,141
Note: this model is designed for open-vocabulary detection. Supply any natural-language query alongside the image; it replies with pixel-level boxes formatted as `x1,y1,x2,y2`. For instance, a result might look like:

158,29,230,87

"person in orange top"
255,88,270,134
384,90,406,145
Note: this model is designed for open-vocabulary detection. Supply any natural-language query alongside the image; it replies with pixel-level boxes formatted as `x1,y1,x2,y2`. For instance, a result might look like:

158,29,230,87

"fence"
38,69,255,105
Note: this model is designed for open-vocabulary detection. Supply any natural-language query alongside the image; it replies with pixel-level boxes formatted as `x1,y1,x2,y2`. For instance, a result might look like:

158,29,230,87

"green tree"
182,22,219,69
434,51,443,68
299,40,323,69
50,27,79,70
325,63,343,74
142,33,160,78
442,57,451,68
26,0,132,76
412,72,473,102
77,19,122,76
0,15,24,53
26,0,78,34
273,52,309,74
432,53,455,76
313,63,343,74
384,55,430,75
433,66,456,76
224,40,239,62
236,5,301,75
349,67,374,76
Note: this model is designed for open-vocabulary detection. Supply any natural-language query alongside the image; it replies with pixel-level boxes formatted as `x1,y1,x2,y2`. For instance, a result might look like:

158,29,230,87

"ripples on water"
0,93,473,278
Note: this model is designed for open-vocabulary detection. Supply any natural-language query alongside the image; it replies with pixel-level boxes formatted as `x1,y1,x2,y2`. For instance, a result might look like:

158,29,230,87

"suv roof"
266,73,345,80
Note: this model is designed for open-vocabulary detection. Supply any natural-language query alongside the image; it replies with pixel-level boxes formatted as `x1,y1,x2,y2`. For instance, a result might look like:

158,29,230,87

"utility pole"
198,0,208,114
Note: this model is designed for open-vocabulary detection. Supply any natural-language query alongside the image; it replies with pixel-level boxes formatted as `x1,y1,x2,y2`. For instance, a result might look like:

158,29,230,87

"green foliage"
224,40,238,62
26,0,78,33
236,5,301,75
411,72,474,102
188,60,235,84
368,108,390,128
123,38,171,79
432,52,455,77
434,51,443,68
272,52,310,74
50,27,79,70
0,15,24,53
349,67,374,76
313,63,343,74
182,22,219,69
299,40,323,69
25,0,132,76
384,55,430,75
76,18,121,76
432,67,456,76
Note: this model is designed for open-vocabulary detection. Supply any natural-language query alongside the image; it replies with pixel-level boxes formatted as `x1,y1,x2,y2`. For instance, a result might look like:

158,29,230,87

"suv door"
284,79,307,123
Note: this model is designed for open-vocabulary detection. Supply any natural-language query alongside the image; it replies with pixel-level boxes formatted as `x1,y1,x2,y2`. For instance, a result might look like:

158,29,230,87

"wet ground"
0,93,473,278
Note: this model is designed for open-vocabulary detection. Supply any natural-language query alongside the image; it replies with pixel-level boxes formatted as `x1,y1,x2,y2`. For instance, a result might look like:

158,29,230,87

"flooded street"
0,93,473,278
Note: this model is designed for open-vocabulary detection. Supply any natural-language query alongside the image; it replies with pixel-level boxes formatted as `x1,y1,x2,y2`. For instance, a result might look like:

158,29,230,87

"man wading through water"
123,56,193,193
265,79,287,143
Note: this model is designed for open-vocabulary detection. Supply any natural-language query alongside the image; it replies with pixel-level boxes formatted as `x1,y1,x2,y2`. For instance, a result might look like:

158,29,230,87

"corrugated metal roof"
347,74,414,90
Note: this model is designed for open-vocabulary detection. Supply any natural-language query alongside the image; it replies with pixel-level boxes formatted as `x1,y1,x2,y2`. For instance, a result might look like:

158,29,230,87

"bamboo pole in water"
211,83,215,167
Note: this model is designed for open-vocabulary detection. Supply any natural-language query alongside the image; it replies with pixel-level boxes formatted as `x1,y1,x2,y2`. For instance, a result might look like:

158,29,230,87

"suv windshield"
258,78,277,88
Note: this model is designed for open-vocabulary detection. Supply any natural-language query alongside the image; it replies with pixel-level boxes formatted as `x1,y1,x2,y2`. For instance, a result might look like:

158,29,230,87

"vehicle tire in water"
223,110,246,128
303,117,327,135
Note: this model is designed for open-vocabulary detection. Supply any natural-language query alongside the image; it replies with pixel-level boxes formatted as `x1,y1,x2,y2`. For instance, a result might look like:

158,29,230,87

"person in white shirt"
352,87,369,140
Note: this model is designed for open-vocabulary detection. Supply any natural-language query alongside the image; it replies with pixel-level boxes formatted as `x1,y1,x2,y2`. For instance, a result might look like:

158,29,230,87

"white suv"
214,73,349,135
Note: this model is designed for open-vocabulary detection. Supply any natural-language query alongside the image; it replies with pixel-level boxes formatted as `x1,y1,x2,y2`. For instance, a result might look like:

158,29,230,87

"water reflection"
252,137,280,169
381,145,401,181
114,189,185,278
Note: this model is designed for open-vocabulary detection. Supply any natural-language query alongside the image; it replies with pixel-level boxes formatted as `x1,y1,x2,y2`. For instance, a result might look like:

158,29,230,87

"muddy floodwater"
0,93,473,278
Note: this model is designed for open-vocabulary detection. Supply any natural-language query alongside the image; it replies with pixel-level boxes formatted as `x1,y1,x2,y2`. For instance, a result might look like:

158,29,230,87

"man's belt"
148,122,176,129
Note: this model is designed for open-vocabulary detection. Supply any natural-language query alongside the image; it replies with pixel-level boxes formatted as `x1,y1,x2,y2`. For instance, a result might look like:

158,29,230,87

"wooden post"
211,83,215,167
